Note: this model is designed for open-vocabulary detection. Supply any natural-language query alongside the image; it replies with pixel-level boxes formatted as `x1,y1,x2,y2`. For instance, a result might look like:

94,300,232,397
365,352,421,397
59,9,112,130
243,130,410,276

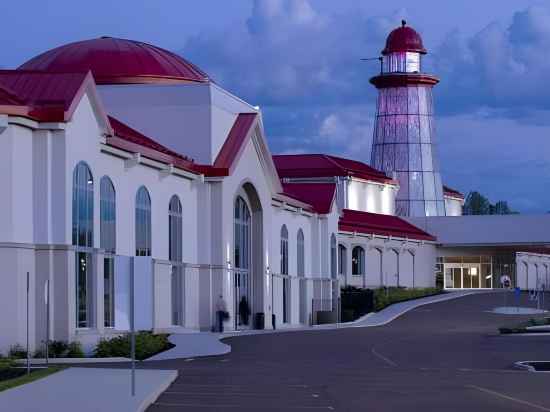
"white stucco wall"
98,83,256,165
346,178,396,215
444,196,463,216
516,252,550,291
337,234,437,289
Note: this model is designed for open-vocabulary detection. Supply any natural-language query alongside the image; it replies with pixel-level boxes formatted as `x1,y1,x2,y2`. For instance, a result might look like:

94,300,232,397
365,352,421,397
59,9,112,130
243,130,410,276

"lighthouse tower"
370,21,445,217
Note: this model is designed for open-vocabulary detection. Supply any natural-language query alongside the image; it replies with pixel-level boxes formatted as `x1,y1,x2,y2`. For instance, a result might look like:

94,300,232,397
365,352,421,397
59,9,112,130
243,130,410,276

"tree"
463,191,517,215
463,191,491,215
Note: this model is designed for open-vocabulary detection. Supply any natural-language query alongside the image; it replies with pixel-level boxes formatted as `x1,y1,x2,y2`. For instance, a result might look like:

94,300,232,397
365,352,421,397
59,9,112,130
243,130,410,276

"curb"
138,369,178,412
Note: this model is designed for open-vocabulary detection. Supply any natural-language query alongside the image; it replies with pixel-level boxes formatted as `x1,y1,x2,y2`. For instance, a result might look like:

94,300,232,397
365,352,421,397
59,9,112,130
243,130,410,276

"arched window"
100,176,116,327
72,162,94,247
234,196,251,270
352,246,365,276
72,162,94,328
169,195,183,325
280,225,289,275
135,186,151,256
281,225,290,323
169,195,182,262
297,229,305,277
338,244,347,276
100,177,116,253
330,234,337,279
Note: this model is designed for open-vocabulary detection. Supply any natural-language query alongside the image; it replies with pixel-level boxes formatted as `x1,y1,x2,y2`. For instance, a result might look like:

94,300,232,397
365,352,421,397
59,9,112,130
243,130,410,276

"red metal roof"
382,21,427,55
19,37,210,85
339,209,436,241
0,70,92,121
273,154,396,185
443,185,464,200
282,183,336,214
214,113,258,169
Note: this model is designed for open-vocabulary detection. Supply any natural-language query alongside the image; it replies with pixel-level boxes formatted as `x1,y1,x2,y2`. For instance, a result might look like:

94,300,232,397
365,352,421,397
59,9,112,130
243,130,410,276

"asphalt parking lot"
146,292,550,411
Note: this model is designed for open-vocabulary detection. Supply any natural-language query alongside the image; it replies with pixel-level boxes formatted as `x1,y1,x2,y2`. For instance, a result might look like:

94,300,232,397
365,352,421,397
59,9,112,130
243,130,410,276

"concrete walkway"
0,367,177,412
149,290,488,360
147,332,230,361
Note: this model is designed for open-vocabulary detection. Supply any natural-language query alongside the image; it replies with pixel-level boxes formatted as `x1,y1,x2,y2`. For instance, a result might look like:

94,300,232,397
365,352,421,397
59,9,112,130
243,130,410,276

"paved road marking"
466,384,550,411
371,347,397,367
154,402,334,409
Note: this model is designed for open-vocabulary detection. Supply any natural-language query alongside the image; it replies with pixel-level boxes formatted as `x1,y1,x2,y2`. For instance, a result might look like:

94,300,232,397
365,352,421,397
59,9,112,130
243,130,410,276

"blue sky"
2,0,550,213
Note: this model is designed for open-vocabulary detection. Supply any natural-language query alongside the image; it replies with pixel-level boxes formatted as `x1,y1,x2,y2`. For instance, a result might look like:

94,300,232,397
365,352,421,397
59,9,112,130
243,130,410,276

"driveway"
144,292,550,411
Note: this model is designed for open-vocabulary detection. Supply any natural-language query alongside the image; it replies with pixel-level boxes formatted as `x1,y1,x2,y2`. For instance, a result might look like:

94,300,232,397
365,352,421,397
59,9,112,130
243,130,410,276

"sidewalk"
147,332,230,361
0,367,177,412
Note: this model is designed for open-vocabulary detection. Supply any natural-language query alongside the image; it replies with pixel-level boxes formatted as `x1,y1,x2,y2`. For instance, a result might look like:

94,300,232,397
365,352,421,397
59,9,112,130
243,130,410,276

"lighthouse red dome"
18,37,210,85
382,21,427,55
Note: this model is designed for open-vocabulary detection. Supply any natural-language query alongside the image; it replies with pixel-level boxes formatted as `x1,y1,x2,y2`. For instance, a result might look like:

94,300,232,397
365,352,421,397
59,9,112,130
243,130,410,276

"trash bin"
254,313,265,330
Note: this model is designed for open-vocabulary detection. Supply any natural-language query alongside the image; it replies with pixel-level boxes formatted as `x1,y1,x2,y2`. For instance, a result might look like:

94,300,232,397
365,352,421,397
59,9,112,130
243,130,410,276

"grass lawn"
0,359,65,393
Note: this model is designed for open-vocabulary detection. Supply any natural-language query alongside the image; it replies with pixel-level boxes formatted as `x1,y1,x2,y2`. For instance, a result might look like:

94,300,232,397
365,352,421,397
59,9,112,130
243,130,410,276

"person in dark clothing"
239,296,250,326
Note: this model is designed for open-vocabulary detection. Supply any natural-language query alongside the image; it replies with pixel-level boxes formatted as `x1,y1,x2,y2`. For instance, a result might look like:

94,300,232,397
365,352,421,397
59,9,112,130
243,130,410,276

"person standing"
216,294,228,333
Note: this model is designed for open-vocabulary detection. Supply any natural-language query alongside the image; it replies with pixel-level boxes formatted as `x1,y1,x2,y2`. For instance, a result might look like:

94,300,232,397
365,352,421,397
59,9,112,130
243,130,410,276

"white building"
1,29,549,355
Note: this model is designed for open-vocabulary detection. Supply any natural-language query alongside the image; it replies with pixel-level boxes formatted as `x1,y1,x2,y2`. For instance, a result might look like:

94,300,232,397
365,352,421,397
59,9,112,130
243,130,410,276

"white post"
26,272,30,375
130,265,135,397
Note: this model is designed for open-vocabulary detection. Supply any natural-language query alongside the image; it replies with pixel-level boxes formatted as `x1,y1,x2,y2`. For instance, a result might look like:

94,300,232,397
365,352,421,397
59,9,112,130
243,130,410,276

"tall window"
330,234,337,279
72,162,94,248
72,162,94,328
135,186,151,256
100,177,116,327
280,225,289,275
352,246,365,276
281,225,289,323
234,197,251,270
234,196,251,329
169,195,183,325
338,244,347,276
169,196,182,261
297,229,305,277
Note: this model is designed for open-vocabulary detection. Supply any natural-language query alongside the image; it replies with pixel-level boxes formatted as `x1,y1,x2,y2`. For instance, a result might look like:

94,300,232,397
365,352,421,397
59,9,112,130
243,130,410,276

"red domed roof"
382,21,427,55
18,37,210,85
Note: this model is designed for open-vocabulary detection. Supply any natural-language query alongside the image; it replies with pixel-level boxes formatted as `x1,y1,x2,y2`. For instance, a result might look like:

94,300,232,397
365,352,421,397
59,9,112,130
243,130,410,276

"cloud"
433,5,550,114
181,1,550,212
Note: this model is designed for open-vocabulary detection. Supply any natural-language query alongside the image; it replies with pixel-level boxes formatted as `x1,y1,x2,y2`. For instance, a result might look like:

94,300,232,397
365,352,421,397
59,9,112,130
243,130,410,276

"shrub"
66,341,84,358
8,344,27,359
94,331,173,361
48,341,68,358
373,287,441,311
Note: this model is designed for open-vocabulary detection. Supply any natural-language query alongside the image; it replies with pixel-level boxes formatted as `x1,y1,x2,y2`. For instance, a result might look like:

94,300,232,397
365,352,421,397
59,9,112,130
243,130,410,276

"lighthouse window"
409,144,422,171
421,145,433,171
409,172,424,200
405,52,420,72
395,144,408,171
408,115,421,142
420,116,431,142
407,87,419,114
423,172,436,200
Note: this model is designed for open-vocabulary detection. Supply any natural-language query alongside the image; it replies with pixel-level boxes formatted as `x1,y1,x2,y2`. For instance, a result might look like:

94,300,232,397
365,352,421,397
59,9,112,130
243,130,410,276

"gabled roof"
443,185,464,200
0,70,112,134
0,70,89,122
272,154,396,185
282,183,336,214
214,113,258,169
339,209,436,241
